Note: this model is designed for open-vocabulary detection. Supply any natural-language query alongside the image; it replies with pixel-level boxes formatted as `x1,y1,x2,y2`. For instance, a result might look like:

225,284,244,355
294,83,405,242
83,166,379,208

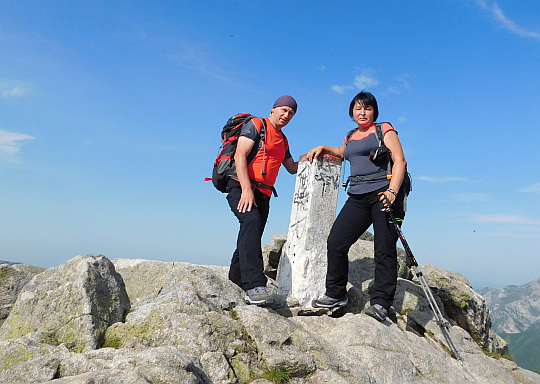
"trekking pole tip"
453,352,465,362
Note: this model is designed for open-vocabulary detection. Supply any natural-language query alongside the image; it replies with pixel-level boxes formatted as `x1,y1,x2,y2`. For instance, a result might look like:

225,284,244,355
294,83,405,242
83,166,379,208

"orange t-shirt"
245,118,290,196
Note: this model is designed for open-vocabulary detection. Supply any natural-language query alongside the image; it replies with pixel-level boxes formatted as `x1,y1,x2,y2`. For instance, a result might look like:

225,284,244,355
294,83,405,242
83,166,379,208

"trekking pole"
380,195,463,361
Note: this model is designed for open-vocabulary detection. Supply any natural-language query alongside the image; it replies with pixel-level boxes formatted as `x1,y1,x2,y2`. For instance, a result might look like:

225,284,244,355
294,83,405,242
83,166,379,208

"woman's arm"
380,130,406,206
306,140,346,163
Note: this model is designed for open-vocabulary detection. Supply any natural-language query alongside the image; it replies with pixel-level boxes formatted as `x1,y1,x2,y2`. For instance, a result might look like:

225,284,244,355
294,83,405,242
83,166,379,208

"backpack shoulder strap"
375,122,393,178
250,117,267,140
374,123,384,146
345,128,357,146
346,124,383,147
282,131,288,148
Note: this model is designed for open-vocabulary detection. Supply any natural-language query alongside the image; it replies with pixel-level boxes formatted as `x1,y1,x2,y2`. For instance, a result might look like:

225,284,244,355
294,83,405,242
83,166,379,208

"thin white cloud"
384,86,400,95
332,71,410,95
381,74,411,97
417,176,468,183
116,24,234,84
453,193,490,202
331,69,379,94
331,85,351,94
476,0,540,42
0,130,36,156
354,74,378,89
470,214,540,225
519,182,540,193
163,41,234,84
398,74,410,89
1,82,33,99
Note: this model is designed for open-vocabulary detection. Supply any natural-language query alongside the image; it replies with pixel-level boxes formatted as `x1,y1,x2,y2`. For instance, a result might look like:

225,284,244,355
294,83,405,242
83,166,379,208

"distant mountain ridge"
480,277,540,374
480,277,540,334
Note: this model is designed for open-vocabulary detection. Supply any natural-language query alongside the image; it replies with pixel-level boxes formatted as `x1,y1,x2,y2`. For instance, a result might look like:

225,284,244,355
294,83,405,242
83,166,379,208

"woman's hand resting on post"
306,146,324,163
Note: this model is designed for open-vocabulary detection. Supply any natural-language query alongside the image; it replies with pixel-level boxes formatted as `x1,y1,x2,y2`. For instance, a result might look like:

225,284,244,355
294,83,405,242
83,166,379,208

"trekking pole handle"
378,192,392,212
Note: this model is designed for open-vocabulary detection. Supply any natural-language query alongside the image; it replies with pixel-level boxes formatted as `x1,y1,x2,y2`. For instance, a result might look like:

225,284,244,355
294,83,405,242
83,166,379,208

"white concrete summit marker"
276,154,342,307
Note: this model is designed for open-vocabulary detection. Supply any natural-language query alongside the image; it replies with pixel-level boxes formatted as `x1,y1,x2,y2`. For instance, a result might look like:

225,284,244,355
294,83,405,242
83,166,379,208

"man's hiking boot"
365,304,387,322
245,286,272,306
312,294,348,309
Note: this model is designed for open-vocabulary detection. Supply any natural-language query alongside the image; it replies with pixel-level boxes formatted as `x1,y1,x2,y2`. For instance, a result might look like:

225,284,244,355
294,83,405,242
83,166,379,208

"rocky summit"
1,238,540,384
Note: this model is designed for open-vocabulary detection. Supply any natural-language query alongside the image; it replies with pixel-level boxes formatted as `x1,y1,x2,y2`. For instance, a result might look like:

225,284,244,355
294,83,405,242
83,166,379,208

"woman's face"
352,102,375,128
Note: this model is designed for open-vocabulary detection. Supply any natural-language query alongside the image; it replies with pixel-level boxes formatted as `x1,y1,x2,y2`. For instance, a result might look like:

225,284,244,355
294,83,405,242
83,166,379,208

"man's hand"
238,188,256,213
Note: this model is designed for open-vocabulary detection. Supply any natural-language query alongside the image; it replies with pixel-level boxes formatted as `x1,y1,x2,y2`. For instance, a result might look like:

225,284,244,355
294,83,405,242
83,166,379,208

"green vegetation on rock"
262,368,290,384
3,345,34,370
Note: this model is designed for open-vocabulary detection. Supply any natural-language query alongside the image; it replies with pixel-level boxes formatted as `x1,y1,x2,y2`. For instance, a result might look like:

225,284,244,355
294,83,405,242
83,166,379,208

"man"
226,95,298,305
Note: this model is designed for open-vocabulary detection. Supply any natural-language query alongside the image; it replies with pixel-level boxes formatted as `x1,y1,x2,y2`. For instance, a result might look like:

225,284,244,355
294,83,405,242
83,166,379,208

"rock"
294,311,528,384
108,259,251,382
235,305,317,378
417,264,507,354
0,254,130,352
0,332,210,384
0,254,539,384
262,234,287,280
111,258,236,308
0,261,45,327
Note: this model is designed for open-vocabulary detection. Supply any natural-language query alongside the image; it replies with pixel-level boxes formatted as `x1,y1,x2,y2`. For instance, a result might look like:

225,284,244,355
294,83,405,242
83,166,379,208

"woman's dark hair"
349,91,379,121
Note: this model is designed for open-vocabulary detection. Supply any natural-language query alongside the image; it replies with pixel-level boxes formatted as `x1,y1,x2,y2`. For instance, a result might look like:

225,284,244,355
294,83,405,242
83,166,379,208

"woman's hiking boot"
365,304,387,322
312,294,349,309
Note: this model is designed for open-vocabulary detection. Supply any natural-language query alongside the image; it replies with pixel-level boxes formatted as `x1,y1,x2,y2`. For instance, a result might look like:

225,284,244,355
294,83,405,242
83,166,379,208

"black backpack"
206,113,267,193
344,123,412,195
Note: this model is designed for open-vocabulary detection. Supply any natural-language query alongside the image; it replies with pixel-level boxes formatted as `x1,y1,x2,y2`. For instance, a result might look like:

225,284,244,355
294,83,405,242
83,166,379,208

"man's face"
269,106,295,129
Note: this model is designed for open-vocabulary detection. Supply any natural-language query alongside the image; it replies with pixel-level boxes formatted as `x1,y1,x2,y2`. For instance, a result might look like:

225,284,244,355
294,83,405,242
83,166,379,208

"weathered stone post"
276,154,342,307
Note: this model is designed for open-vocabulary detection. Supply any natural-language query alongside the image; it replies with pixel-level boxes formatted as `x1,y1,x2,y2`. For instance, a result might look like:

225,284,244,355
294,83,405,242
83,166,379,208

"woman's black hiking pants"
325,186,404,310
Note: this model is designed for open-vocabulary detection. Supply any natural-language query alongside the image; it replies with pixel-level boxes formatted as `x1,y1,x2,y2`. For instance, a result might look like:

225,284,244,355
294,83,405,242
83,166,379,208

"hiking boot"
245,286,272,305
365,304,387,322
312,294,348,309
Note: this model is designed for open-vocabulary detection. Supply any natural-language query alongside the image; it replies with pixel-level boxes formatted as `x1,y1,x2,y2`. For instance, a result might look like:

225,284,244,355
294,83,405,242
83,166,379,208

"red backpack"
205,114,267,193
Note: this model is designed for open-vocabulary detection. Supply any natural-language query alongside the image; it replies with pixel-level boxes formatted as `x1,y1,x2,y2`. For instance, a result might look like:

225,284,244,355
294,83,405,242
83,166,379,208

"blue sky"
1,1,539,289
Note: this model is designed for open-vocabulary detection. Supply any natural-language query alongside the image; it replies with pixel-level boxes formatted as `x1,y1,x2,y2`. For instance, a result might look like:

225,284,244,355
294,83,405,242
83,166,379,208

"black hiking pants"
325,186,404,310
226,180,270,291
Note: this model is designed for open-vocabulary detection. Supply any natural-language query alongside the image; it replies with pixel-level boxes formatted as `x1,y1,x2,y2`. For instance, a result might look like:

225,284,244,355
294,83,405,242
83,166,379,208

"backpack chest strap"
347,170,389,183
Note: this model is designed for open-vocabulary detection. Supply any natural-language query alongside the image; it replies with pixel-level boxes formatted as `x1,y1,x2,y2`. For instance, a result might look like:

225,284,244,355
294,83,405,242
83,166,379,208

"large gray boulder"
0,332,210,384
107,259,248,383
417,264,507,354
0,261,45,327
0,254,130,352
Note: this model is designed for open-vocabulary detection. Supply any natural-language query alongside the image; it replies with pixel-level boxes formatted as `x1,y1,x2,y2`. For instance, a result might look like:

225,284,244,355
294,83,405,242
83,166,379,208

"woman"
306,91,407,322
